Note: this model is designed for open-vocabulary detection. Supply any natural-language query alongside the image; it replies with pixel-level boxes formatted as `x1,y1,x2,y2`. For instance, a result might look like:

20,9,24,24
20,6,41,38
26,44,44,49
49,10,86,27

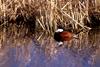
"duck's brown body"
60,31,73,41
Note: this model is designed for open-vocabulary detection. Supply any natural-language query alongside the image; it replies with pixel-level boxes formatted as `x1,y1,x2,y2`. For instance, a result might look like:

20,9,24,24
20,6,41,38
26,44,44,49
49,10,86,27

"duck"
54,29,78,46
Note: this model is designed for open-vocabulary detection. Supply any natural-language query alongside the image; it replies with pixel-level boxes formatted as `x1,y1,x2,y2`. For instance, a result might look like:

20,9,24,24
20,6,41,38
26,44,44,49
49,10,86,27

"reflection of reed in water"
34,32,58,60
88,29,100,63
0,46,9,66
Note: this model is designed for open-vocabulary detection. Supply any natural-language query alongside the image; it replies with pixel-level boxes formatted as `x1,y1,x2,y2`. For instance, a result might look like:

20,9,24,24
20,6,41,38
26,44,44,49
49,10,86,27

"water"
0,29,100,67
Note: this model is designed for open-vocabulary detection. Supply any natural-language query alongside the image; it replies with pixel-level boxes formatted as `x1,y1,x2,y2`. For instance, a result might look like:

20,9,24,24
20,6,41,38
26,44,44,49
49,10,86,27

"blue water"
0,43,94,67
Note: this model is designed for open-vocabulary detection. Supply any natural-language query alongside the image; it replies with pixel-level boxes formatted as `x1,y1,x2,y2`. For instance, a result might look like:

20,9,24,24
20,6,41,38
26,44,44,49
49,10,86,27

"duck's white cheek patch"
55,29,63,32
